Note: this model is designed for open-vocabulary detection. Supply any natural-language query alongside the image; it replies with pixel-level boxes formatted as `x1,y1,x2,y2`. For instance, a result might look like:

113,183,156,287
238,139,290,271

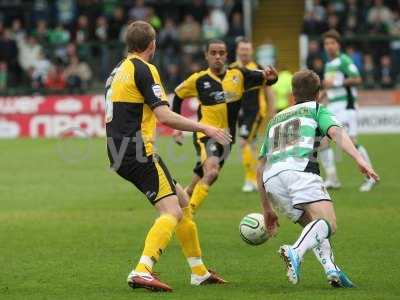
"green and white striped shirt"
324,53,360,108
259,101,341,181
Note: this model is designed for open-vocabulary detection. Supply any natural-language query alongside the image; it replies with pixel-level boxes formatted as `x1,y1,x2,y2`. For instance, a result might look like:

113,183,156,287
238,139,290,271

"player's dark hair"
204,39,226,52
292,69,321,103
125,21,156,53
322,29,341,44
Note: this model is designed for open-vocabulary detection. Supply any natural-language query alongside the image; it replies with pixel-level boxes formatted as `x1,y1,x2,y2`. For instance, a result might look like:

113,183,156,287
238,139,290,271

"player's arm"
265,85,276,119
171,73,199,145
342,76,361,87
257,140,279,236
136,65,230,144
317,106,379,181
342,57,362,86
241,66,278,91
153,105,231,145
328,126,379,181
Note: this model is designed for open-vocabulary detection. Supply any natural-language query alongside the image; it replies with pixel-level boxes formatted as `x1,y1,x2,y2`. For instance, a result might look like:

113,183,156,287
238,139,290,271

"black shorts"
114,154,176,205
192,134,231,178
238,109,263,142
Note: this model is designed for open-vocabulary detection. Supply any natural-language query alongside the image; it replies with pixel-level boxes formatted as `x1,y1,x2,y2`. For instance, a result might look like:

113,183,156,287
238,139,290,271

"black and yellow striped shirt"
105,54,168,160
172,66,271,142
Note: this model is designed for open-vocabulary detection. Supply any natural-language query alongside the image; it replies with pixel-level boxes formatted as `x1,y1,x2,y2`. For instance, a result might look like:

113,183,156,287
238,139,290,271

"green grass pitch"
1,135,399,300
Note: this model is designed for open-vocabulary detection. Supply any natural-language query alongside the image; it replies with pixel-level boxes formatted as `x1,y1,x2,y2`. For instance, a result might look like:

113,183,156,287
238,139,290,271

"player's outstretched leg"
127,195,182,292
298,213,353,287
357,144,377,192
175,184,227,286
190,157,220,214
185,174,201,197
313,239,355,288
279,218,331,284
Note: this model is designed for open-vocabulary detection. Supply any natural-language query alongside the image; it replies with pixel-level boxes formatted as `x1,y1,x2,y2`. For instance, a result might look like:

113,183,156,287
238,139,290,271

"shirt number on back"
272,118,301,152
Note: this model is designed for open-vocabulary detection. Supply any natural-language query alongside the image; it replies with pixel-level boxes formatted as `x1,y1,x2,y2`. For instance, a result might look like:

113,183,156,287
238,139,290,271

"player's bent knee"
166,206,183,221
203,168,219,183
185,186,194,197
156,195,183,221
175,184,189,208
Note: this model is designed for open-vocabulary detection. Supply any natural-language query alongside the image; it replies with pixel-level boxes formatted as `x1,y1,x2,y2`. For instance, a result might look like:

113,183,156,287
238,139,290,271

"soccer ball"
239,213,269,246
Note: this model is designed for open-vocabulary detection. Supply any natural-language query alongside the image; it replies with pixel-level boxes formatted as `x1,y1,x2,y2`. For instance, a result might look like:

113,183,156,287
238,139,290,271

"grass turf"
0,135,399,300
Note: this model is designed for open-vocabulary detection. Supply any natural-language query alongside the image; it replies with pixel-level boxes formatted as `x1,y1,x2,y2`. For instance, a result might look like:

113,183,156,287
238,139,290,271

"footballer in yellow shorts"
172,39,278,215
106,21,230,292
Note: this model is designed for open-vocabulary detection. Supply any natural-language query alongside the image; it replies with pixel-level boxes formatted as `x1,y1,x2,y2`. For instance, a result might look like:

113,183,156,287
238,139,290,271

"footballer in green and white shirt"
320,30,376,192
257,69,379,288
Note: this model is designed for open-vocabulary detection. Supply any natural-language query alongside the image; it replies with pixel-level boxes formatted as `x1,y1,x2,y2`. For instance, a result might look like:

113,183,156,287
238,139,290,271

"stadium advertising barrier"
0,95,106,138
0,95,193,138
0,91,400,138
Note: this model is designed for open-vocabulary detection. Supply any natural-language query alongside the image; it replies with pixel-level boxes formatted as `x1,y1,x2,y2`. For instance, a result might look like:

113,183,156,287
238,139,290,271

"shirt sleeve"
240,67,266,91
172,94,183,114
133,59,169,110
342,56,360,78
174,73,199,99
317,105,342,137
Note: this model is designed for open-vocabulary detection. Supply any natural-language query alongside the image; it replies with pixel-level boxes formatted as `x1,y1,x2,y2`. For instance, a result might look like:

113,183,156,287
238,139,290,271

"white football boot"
242,181,257,193
359,178,377,192
324,179,342,190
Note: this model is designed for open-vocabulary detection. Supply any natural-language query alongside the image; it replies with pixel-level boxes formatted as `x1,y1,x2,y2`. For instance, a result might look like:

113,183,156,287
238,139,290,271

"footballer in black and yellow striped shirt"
172,39,278,214
230,38,276,193
105,21,230,291
105,51,174,203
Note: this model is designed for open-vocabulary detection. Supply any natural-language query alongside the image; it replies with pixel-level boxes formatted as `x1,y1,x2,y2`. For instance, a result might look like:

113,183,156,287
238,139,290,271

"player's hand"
202,125,232,145
323,78,334,89
263,209,279,237
356,158,380,182
172,130,184,146
263,66,278,84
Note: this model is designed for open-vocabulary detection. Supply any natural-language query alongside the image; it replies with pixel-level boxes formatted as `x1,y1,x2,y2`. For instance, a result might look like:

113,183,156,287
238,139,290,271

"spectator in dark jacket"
378,55,396,89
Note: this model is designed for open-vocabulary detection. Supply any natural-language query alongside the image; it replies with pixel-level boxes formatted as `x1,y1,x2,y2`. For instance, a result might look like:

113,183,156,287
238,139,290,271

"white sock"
293,219,331,259
188,257,204,268
138,256,154,272
319,148,338,181
313,239,340,273
357,144,372,168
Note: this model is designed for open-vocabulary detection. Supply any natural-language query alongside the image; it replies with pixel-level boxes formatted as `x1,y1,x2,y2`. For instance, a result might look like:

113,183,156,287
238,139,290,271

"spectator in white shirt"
18,35,42,72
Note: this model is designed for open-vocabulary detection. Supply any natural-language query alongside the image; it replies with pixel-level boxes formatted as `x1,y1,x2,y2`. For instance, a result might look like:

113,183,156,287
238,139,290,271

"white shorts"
264,170,331,222
327,101,358,137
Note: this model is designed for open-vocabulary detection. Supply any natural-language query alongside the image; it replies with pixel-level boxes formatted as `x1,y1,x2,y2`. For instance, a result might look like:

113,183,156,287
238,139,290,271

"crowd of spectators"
0,0,244,95
303,0,400,89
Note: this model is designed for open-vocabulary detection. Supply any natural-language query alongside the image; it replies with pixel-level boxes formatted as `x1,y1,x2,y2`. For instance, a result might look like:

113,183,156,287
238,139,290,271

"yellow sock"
248,146,258,182
189,182,209,214
134,214,178,274
242,144,257,183
175,207,208,276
